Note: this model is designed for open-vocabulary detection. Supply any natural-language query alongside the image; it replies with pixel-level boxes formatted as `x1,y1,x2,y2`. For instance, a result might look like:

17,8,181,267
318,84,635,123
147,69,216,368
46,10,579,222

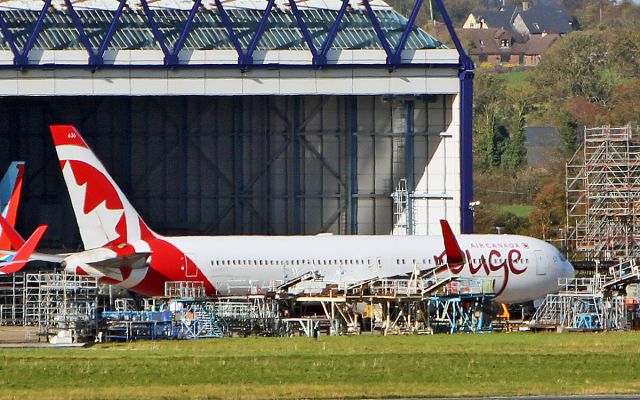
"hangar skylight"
0,0,444,51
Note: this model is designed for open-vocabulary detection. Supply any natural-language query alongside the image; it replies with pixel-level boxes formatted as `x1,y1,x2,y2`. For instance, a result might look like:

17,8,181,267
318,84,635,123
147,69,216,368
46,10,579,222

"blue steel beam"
361,0,393,65
140,0,171,64
0,13,20,62
392,0,424,65
140,0,173,64
94,0,127,65
432,0,473,70
214,0,245,63
287,0,319,60
65,0,96,61
16,0,52,66
244,0,276,65
170,0,202,65
459,70,474,233
317,0,350,65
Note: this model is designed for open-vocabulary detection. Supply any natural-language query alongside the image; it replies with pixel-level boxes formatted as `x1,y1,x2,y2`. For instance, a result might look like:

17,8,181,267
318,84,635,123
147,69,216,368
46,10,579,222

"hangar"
0,0,473,247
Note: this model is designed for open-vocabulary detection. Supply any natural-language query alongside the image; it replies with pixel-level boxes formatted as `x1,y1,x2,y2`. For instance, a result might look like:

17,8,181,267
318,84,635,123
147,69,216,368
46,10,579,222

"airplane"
42,124,574,304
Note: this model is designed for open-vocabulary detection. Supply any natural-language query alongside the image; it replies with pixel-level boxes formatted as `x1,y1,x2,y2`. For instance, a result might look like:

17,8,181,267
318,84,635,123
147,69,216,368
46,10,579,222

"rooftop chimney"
522,1,529,10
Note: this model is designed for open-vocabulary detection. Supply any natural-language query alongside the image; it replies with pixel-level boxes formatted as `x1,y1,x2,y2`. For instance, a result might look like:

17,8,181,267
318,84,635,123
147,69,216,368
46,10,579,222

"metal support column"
180,99,189,223
234,97,244,232
405,100,415,235
123,97,133,195
459,72,474,233
349,97,358,234
290,97,302,234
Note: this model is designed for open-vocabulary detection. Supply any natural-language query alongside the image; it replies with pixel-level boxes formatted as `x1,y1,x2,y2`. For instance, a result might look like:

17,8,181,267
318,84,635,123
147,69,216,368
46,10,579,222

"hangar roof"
0,0,444,51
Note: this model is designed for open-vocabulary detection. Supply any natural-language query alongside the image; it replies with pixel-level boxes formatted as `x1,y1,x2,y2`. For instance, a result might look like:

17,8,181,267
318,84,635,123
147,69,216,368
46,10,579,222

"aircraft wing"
82,252,151,270
62,245,151,274
0,250,66,264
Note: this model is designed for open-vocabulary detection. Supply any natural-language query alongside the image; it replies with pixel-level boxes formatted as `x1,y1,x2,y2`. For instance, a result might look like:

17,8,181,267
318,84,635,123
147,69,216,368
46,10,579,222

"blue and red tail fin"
0,162,25,250
439,219,466,267
50,125,156,250
0,225,47,275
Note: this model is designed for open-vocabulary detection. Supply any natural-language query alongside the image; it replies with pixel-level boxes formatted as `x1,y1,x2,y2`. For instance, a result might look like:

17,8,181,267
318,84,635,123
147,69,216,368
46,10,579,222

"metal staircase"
175,301,226,339
530,268,631,331
603,259,640,290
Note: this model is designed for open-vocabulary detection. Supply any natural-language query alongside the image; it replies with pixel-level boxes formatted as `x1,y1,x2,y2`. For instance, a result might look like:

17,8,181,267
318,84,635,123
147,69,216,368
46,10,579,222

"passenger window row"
210,258,370,267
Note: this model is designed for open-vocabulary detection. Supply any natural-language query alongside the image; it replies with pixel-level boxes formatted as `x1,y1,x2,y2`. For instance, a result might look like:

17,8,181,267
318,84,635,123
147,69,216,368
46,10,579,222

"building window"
500,39,510,48
479,55,488,62
479,39,484,47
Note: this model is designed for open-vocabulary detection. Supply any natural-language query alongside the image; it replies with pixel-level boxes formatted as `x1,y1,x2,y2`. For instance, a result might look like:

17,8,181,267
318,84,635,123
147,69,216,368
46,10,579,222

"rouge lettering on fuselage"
434,248,527,296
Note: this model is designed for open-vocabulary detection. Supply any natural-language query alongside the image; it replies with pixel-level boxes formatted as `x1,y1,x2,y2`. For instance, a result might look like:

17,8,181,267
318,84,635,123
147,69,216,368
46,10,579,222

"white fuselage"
163,233,574,304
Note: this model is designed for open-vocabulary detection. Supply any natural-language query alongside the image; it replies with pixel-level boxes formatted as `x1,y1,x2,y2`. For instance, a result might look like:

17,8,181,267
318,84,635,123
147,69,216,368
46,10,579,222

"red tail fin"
0,214,25,250
440,220,466,267
50,125,156,249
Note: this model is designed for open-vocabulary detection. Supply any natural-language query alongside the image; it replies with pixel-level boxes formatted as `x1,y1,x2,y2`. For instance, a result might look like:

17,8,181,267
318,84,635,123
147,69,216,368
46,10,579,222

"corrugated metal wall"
0,94,454,249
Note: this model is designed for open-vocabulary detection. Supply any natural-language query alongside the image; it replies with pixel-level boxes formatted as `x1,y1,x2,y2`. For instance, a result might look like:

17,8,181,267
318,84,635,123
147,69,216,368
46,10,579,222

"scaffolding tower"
566,126,640,261
24,273,99,342
0,272,25,325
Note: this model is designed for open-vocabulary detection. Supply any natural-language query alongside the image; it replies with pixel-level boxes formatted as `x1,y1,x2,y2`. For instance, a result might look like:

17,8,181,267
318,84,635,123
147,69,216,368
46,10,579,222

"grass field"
502,70,532,89
3,332,640,399
497,204,535,218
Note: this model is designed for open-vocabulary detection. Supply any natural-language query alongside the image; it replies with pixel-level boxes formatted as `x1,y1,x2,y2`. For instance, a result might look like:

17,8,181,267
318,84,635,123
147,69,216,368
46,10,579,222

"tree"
529,183,566,240
530,31,611,106
565,95,604,127
608,31,640,75
500,98,528,175
474,105,509,171
608,78,640,126
473,73,507,117
558,112,580,157
501,123,527,175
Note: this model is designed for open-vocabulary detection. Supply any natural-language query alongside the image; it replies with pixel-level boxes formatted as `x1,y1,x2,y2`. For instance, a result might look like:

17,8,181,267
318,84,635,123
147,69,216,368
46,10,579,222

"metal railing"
164,281,206,298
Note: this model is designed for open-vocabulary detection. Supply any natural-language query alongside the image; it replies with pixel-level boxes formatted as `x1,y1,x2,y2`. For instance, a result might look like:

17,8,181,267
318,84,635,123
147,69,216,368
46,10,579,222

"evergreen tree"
558,113,579,157
501,104,528,174
474,106,508,171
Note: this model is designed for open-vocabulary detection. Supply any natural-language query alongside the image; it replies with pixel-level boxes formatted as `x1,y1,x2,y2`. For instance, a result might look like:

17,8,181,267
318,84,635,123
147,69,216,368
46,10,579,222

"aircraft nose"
562,261,576,279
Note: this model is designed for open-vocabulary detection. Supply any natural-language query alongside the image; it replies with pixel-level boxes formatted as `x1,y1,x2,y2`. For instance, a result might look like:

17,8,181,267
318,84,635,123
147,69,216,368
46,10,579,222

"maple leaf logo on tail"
50,125,156,250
